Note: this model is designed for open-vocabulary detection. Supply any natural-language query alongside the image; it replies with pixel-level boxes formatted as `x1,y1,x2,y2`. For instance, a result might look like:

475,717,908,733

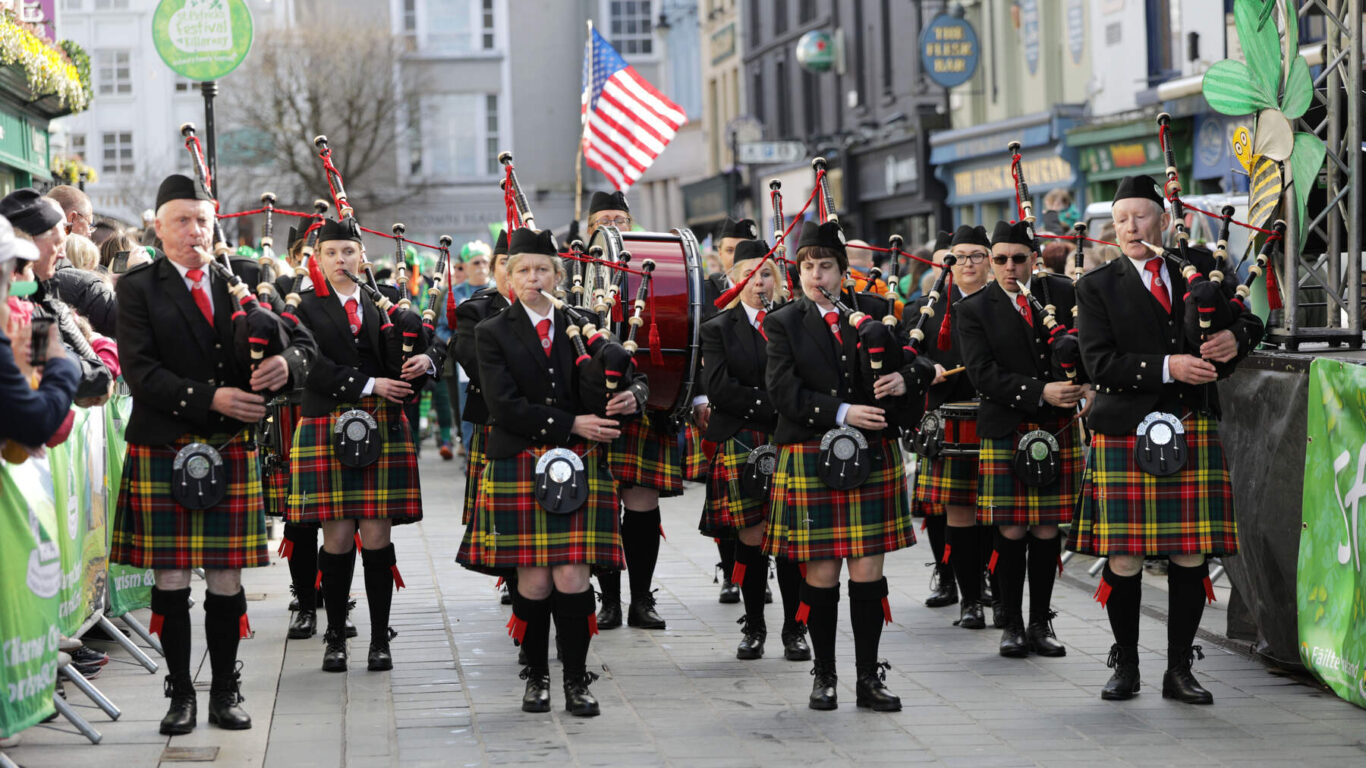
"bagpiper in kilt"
697,241,809,663
956,220,1087,660
287,217,440,676
456,228,643,717
910,225,997,623
586,190,672,632
1072,174,1263,705
110,174,315,735
762,220,935,713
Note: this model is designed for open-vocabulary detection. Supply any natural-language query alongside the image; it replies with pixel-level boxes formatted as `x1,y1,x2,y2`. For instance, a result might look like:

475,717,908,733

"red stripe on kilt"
731,562,747,586
913,453,978,515
149,613,164,636
1204,575,1216,604
794,602,810,625
700,429,773,534
1094,578,1112,607
881,597,893,625
239,613,252,639
391,565,406,590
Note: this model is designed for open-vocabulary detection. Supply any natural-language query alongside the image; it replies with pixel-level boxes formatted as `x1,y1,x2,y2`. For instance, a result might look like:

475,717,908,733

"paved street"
5,449,1365,768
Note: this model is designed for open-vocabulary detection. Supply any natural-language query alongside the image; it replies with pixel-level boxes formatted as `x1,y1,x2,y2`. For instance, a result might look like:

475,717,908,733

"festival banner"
0,459,62,735
104,395,153,617
1299,358,1366,709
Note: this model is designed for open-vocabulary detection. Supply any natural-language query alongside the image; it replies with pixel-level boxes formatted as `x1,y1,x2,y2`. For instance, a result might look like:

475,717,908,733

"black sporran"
740,443,778,499
534,447,588,514
1135,411,1187,477
1012,429,1060,488
171,442,227,510
818,426,871,491
334,409,382,468
912,411,943,459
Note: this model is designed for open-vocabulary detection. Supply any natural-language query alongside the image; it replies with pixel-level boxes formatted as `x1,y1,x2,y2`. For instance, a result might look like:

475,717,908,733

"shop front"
1067,115,1191,205
849,133,945,249
682,170,744,241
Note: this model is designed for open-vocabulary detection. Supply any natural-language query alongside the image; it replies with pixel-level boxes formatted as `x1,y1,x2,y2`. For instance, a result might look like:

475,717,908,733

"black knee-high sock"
993,531,1028,623
947,525,981,604
979,524,998,595
734,541,768,630
1100,564,1142,649
151,587,192,681
596,569,621,604
284,523,320,609
1027,534,1061,625
621,507,662,600
553,589,597,676
924,515,947,570
716,532,736,582
202,589,246,688
848,578,889,672
361,544,398,644
775,557,802,629
511,590,553,670
800,582,840,663
1166,560,1209,668
318,547,356,635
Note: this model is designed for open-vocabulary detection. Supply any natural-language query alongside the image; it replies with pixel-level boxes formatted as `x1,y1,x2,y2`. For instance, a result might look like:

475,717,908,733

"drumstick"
941,366,966,377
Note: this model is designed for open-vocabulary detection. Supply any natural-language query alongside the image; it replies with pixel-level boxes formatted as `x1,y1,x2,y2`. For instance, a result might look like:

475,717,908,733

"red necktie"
186,268,213,327
536,318,552,357
1144,258,1172,313
824,311,842,345
755,309,767,340
344,298,361,335
1015,293,1033,327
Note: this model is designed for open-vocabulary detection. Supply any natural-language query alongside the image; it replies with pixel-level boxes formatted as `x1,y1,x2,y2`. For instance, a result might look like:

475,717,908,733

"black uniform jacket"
763,294,919,445
476,300,646,460
454,286,510,424
700,303,776,441
1076,253,1263,435
955,275,1077,439
914,286,979,410
701,272,728,321
293,288,399,418
116,256,315,444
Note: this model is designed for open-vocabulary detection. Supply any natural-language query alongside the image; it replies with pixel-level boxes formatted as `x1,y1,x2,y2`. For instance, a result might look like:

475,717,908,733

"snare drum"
939,401,981,456
583,226,703,422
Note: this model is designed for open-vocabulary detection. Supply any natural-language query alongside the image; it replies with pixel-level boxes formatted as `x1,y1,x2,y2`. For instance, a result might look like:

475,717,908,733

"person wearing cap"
110,174,315,735
704,216,760,316
32,185,120,337
697,239,809,663
1072,175,1262,705
910,226,998,623
763,220,934,712
954,220,1085,660
287,217,427,675
585,189,674,631
456,226,642,717
432,240,493,460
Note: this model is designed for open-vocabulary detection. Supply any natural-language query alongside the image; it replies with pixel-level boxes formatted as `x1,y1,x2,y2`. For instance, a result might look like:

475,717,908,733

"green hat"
460,240,491,263
403,244,418,266
418,251,437,276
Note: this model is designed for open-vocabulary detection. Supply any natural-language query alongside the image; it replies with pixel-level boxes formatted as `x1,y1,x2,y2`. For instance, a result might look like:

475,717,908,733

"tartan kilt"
456,442,624,575
287,398,423,525
110,433,269,570
606,413,683,497
911,453,978,517
977,418,1084,526
263,401,301,518
1070,413,1237,556
461,424,490,525
682,423,711,482
698,428,770,536
763,436,914,562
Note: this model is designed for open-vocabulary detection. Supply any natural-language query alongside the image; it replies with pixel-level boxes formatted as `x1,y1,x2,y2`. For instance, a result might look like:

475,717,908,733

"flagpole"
575,19,593,229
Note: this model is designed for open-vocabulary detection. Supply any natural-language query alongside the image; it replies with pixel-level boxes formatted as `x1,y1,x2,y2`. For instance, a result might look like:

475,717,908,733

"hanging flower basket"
0,11,90,114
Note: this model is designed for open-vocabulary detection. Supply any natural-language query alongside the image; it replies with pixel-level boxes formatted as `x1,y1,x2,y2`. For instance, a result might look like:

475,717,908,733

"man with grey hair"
47,184,93,239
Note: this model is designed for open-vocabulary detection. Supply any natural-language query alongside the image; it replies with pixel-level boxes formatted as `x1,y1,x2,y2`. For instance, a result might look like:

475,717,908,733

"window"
608,0,653,56
751,66,764,126
69,133,86,163
174,76,197,94
801,69,820,138
94,0,129,8
61,0,82,10
485,93,499,176
748,0,761,47
101,132,133,174
422,0,494,54
419,93,499,178
96,50,132,96
773,0,787,35
798,0,816,23
401,0,417,48
775,57,789,138
481,0,495,49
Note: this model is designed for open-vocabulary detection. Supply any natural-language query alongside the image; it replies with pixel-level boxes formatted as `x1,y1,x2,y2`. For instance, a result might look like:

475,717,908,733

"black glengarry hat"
154,173,213,213
1113,174,1166,207
508,227,559,257
796,220,846,253
316,217,364,244
588,190,629,215
933,230,953,252
493,229,509,257
731,239,770,264
991,220,1035,248
718,217,758,241
950,225,991,248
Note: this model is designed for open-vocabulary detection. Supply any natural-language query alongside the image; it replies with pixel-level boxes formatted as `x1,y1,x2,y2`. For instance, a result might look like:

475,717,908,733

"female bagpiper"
456,227,644,716
763,221,933,711
697,240,809,662
288,218,428,673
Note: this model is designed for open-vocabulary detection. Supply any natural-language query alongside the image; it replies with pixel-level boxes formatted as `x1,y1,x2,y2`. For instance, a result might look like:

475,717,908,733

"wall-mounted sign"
152,0,255,82
1019,0,1041,75
1067,0,1086,65
795,30,835,73
920,14,979,88
738,141,805,165
710,22,735,66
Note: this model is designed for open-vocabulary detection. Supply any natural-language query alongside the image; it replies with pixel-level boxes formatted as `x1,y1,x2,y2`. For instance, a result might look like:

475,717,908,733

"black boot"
994,532,1029,658
948,525,984,628
734,541,768,659
152,587,196,735
923,515,958,607
1099,565,1143,700
160,673,197,735
801,582,840,710
554,589,600,717
361,544,400,671
774,558,810,660
849,578,899,711
1164,560,1214,704
563,670,601,717
520,666,551,713
623,508,665,628
322,628,348,672
717,533,740,603
1163,646,1213,704
627,591,666,629
1025,534,1066,657
511,589,553,694
809,659,838,711
595,569,623,630
736,615,766,660
284,523,320,636
855,662,901,712
318,548,355,672
978,524,997,603
203,590,251,730
1102,643,1142,701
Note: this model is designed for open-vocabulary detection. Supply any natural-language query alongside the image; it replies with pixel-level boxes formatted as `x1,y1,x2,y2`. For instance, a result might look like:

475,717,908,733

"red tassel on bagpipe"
1203,575,1217,604
648,322,663,365
881,597,893,626
149,613,164,636
987,550,999,574
307,254,330,298
506,614,527,644
239,613,252,639
445,259,459,328
941,544,952,565
731,562,747,587
1094,577,1112,608
1264,256,1284,311
937,271,954,351
794,602,810,626
391,565,406,590
278,539,294,560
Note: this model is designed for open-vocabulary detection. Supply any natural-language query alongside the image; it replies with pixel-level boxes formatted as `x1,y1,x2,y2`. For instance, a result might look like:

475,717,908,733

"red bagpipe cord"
1010,153,1025,220
239,613,252,639
937,270,954,351
278,538,294,560
446,256,459,329
1094,577,1113,608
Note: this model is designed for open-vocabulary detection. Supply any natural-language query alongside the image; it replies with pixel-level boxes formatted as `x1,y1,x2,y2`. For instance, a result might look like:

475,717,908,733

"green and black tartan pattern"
606,412,683,496
456,442,624,576
682,423,710,482
461,425,489,525
698,428,771,536
1070,413,1237,556
263,401,301,518
911,453,978,517
976,418,1083,526
763,436,914,562
287,398,422,525
110,433,269,570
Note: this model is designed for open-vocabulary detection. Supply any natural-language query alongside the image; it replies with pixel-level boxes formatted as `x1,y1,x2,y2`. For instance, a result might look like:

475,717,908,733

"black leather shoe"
322,629,348,672
207,670,252,730
596,600,622,630
159,675,197,735
288,609,317,640
999,619,1029,658
520,666,551,712
991,598,1007,629
288,594,299,612
367,639,393,671
735,617,766,660
1026,616,1067,657
955,601,986,629
924,564,959,608
855,662,901,712
781,624,812,661
563,671,601,717
808,661,838,710
627,593,666,629
1101,644,1141,701
1162,646,1213,704
718,578,740,604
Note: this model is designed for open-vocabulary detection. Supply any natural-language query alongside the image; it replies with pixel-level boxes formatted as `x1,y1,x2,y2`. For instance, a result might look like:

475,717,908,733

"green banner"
104,395,153,617
0,460,62,736
1300,358,1366,709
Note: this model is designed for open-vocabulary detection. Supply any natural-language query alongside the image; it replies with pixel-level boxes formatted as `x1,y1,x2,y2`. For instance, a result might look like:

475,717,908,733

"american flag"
581,25,687,192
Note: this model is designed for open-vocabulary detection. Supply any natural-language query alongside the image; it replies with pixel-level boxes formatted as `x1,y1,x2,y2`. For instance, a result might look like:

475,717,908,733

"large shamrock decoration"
1202,0,1325,249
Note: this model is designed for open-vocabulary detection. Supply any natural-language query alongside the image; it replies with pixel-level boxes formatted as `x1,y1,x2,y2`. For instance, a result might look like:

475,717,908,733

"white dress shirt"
1126,256,1175,383
171,259,215,316
332,285,376,396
